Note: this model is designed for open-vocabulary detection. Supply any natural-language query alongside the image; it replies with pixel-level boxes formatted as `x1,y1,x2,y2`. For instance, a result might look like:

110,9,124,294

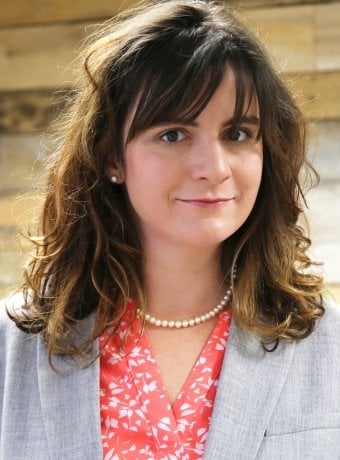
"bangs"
120,28,259,142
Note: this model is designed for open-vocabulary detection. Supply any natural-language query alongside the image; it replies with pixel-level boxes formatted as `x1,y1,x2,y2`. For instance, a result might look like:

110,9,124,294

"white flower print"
100,302,232,459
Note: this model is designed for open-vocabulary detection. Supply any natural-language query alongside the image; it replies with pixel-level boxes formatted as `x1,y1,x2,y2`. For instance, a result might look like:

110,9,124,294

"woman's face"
121,68,263,252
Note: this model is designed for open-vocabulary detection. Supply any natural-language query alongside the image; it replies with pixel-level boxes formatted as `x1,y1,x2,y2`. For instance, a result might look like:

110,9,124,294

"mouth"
176,198,234,208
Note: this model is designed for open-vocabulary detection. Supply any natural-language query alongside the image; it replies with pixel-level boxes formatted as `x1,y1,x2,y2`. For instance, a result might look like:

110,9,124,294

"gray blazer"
1,294,339,459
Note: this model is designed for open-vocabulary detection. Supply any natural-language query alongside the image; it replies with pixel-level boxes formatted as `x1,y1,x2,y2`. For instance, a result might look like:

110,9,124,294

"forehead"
124,63,258,142
197,67,259,117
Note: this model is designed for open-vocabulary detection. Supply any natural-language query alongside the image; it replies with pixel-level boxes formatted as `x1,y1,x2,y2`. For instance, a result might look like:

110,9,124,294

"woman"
1,0,339,458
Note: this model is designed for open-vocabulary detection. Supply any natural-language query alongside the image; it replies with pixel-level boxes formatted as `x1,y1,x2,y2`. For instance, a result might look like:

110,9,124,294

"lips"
177,197,234,208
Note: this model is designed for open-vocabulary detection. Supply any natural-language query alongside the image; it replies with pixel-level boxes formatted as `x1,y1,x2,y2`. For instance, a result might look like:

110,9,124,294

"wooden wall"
1,0,340,300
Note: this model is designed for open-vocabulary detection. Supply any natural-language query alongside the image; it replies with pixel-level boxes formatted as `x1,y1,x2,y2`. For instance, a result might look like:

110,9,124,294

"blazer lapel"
204,319,295,460
37,315,102,459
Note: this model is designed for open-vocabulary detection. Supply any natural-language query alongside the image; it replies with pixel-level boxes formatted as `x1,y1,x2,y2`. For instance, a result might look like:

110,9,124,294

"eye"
160,130,186,143
228,129,249,142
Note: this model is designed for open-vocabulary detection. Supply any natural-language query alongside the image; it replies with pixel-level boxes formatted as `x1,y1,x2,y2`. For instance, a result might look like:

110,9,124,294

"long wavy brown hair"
10,0,324,357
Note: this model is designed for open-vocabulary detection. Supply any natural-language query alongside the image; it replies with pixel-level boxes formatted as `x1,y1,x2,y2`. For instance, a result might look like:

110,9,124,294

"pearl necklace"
137,287,233,329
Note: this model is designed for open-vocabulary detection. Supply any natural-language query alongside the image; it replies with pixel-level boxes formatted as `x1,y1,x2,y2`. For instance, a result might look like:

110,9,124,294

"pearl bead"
136,272,235,329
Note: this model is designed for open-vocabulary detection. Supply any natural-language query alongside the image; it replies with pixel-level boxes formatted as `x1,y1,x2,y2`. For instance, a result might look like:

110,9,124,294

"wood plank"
0,23,88,91
246,2,340,73
285,71,340,120
0,0,139,28
0,70,338,136
244,4,315,73
1,0,336,27
0,194,43,227
0,90,66,134
229,0,334,9
230,0,335,6
316,2,340,71
0,133,48,193
1,3,340,90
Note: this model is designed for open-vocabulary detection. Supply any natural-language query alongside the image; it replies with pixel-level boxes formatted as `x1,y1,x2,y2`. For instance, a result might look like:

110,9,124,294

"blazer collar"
203,318,295,460
37,314,102,459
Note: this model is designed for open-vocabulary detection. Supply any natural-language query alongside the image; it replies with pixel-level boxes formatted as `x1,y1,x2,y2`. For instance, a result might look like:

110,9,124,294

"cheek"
237,154,263,192
125,144,178,190
252,158,263,189
124,148,172,208
124,148,146,190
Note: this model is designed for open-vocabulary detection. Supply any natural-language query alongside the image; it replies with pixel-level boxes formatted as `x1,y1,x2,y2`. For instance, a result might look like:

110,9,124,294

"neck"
142,241,225,320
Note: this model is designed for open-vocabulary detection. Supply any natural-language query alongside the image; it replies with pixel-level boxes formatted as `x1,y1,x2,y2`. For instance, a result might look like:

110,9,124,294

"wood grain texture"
316,3,340,71
1,0,338,26
0,70,338,134
0,0,139,27
229,0,336,6
1,3,340,91
0,133,48,193
244,2,340,73
245,4,315,73
0,90,67,133
0,194,43,227
285,71,340,120
0,23,89,91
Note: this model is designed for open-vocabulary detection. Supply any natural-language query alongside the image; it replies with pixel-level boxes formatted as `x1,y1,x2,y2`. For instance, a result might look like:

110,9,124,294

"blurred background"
0,0,339,301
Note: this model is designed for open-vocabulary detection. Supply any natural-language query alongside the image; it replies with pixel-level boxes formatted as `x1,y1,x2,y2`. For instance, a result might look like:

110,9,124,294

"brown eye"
161,130,185,143
228,129,248,141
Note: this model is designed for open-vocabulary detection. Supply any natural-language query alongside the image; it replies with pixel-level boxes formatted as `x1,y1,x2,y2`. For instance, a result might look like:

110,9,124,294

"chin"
192,222,241,241
177,229,235,248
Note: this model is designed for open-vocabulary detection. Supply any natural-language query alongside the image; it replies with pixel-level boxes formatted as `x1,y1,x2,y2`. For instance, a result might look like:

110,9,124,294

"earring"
110,175,118,183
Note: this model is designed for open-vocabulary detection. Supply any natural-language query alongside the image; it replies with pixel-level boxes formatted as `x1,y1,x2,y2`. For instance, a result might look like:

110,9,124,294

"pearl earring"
110,175,118,183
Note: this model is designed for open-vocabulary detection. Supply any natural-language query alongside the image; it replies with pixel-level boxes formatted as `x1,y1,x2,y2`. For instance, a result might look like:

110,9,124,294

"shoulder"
308,298,340,344
293,298,340,354
289,299,340,384
0,293,41,401
0,292,38,355
0,291,26,333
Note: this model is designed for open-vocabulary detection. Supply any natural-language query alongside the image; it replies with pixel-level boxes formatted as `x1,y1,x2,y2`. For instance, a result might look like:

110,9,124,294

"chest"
99,310,231,459
145,321,219,405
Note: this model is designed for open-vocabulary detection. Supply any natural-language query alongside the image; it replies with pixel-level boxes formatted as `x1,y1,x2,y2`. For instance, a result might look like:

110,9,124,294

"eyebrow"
230,115,260,126
152,115,260,128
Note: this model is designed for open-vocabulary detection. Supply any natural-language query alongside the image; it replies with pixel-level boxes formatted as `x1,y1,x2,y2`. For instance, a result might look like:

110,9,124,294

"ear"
105,164,125,184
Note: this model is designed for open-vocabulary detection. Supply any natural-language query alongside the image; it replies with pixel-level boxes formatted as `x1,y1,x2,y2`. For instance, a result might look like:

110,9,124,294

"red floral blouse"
100,300,232,459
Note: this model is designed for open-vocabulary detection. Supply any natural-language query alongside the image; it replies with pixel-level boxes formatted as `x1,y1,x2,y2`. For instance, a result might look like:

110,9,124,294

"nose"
189,138,232,184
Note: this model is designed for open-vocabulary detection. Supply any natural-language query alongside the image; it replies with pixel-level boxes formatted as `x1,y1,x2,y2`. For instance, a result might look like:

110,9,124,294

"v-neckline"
121,301,231,429
142,315,227,412
100,299,232,458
